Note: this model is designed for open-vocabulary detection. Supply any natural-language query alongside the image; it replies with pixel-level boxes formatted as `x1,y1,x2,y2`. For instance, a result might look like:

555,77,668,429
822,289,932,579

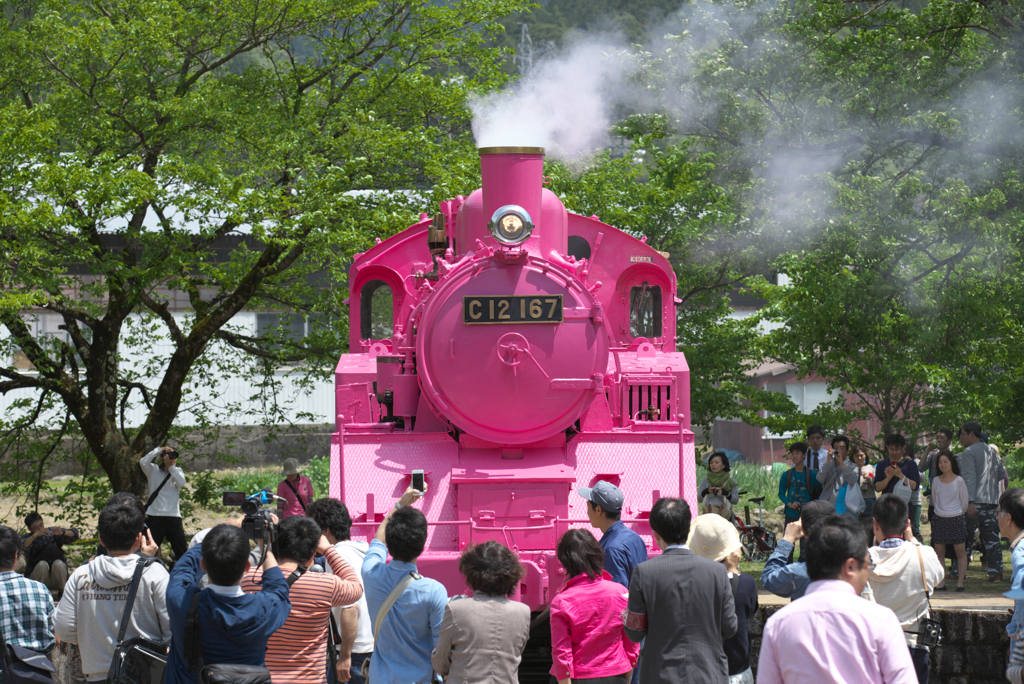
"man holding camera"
242,515,362,684
19,512,79,595
863,495,944,684
54,503,169,682
140,445,188,561
164,517,291,684
757,515,917,684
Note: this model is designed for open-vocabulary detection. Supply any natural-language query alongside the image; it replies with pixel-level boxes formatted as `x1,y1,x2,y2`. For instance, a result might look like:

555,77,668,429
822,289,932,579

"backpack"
787,467,822,504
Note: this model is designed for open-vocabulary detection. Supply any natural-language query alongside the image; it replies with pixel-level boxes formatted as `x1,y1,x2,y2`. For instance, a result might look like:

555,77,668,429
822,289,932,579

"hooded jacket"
864,540,944,647
54,555,171,681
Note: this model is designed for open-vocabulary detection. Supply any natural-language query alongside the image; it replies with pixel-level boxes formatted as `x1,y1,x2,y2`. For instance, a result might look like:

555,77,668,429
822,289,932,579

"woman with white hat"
276,457,315,520
687,514,758,684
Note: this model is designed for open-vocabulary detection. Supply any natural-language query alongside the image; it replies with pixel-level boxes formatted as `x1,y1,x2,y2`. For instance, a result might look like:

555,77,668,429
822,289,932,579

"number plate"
463,295,563,324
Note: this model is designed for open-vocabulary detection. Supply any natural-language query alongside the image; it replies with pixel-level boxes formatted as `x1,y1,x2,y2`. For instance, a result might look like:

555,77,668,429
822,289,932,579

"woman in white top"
930,450,968,591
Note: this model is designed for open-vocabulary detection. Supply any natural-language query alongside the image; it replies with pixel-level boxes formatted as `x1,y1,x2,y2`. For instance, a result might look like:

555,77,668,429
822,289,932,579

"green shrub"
219,457,330,500
305,456,330,499
220,468,278,495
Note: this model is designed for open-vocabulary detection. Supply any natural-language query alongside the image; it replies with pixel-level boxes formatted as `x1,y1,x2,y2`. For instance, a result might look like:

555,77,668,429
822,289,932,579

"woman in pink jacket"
549,529,640,684
276,458,315,519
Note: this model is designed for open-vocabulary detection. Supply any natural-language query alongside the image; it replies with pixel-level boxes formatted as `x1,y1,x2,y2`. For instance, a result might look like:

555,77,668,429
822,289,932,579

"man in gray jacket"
624,497,737,684
953,421,1003,581
55,503,170,682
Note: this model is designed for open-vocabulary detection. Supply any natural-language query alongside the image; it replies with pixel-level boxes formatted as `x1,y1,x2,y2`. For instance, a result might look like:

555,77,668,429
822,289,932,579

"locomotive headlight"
489,205,533,245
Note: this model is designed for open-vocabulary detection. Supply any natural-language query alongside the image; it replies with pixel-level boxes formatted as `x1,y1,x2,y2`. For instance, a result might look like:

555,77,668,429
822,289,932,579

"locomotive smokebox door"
415,255,606,444
416,257,609,445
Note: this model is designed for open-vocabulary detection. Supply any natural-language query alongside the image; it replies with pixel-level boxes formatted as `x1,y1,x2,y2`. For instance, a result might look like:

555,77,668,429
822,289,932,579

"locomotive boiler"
330,147,696,608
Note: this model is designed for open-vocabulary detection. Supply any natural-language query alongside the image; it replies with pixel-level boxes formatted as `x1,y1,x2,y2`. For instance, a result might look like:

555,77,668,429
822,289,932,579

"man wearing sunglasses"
140,445,188,561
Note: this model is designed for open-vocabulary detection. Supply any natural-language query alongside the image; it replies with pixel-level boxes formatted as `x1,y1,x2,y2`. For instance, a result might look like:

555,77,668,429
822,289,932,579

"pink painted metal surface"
416,254,607,444
330,147,696,610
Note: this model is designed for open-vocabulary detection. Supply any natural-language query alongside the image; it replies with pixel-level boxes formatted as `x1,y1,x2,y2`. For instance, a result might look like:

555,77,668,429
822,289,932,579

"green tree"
634,0,1024,449
546,130,796,437
0,0,524,495
754,175,1004,452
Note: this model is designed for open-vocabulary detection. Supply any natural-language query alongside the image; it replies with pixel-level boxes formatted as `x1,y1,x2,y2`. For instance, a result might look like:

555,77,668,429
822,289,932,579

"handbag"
893,477,913,503
0,624,55,684
845,478,866,515
106,558,168,684
186,592,272,684
360,571,420,684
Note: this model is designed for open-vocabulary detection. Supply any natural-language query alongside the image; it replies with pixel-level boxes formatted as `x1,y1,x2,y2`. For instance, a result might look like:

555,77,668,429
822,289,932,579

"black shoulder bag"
186,590,272,684
905,547,943,648
106,557,169,684
283,479,307,512
144,473,172,514
0,622,55,684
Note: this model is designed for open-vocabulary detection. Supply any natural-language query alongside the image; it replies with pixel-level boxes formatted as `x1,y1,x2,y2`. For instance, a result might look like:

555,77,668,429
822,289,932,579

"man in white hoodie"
308,497,373,684
55,502,172,682
864,494,944,684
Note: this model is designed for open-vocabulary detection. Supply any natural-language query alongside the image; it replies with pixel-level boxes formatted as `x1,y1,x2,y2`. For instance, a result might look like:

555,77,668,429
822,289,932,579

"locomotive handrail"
349,517,651,528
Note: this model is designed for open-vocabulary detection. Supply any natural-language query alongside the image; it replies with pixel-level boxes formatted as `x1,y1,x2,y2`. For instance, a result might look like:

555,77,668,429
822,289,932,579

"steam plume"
469,38,635,161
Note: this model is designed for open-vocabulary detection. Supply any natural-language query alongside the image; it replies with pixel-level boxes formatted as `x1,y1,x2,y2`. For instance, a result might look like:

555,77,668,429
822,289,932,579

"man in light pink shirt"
758,515,917,684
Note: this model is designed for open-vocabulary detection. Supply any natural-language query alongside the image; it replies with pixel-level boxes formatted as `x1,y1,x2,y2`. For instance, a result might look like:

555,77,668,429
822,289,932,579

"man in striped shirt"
242,515,363,684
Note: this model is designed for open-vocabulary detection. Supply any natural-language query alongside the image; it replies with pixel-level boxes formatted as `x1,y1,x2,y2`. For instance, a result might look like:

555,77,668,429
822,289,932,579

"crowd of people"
758,421,1022,684
0,425,1021,684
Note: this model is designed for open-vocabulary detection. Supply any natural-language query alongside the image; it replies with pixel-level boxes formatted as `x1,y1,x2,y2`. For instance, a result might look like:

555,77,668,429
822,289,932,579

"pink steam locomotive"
329,147,696,609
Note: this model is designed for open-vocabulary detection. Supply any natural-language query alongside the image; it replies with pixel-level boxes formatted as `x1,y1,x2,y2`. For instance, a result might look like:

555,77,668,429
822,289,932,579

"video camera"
223,490,280,550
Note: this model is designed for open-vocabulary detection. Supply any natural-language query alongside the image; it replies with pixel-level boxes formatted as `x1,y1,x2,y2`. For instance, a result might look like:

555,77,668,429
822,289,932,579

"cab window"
629,283,662,338
359,280,394,339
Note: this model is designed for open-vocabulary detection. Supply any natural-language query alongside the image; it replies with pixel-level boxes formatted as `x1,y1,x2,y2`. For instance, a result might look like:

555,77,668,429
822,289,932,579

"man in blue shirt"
164,519,291,684
761,501,833,600
578,481,648,589
1001,488,1024,645
362,487,448,684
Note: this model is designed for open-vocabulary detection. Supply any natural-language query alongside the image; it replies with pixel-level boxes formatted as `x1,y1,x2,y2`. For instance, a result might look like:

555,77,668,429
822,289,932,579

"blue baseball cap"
577,480,625,514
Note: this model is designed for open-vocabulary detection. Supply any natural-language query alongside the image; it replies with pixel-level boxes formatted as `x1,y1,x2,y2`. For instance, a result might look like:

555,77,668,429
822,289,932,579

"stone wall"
750,606,1011,684
49,606,1009,684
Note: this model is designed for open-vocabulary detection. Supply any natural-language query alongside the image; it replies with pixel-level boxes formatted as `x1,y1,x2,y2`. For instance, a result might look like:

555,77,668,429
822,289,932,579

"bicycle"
734,491,777,562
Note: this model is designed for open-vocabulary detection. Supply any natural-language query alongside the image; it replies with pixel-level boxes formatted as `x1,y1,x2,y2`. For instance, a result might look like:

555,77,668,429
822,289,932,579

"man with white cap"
578,480,648,589
277,457,316,520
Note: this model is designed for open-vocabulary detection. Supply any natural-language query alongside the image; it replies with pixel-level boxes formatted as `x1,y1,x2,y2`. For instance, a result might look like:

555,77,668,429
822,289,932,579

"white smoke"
469,38,637,161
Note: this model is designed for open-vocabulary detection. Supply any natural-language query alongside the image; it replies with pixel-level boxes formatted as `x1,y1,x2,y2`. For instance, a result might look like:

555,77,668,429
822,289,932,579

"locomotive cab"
332,147,695,611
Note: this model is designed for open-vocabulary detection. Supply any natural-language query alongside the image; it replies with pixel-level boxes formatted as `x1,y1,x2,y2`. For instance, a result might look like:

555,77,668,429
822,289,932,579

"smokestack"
479,147,544,241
